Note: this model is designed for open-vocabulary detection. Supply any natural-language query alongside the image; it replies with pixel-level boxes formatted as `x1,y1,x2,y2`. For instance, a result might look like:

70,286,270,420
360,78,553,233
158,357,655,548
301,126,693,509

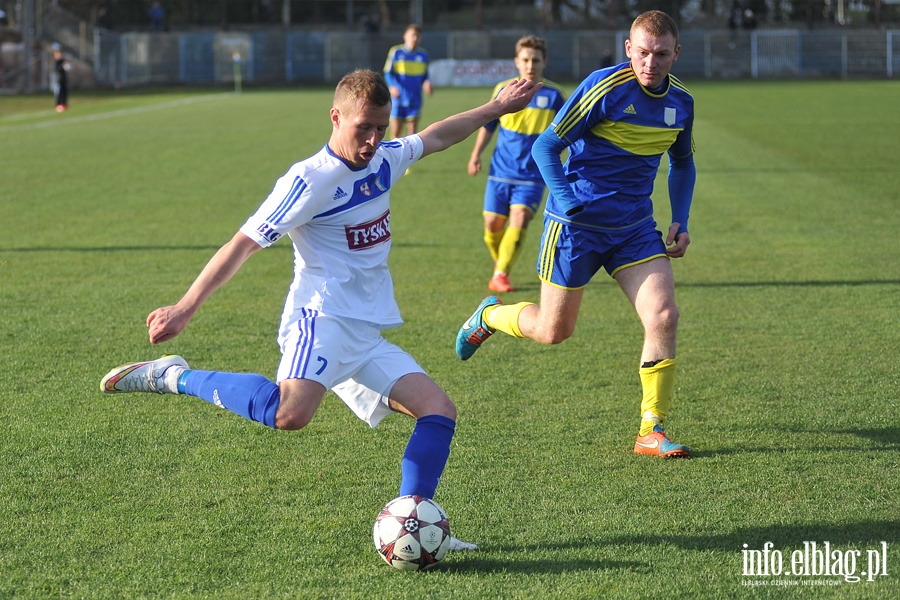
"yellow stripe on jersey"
499,106,556,135
393,60,428,76
669,74,691,95
591,120,682,156
539,220,563,281
555,68,634,139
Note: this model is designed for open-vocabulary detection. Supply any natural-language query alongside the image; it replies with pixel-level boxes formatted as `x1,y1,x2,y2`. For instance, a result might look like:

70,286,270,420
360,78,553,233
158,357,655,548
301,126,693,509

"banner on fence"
430,59,517,87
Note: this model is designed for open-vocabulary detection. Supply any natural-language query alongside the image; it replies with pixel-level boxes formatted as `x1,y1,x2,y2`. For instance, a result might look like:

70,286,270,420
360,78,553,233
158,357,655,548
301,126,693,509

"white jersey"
240,135,424,335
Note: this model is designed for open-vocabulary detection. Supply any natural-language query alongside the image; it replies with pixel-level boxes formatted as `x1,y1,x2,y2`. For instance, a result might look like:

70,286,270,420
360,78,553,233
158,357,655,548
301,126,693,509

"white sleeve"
384,135,424,186
240,166,328,248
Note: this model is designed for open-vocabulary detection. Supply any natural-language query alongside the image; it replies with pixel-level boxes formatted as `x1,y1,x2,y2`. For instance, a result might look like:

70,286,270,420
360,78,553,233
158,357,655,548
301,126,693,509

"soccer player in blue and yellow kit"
384,24,433,139
468,36,566,293
457,11,696,458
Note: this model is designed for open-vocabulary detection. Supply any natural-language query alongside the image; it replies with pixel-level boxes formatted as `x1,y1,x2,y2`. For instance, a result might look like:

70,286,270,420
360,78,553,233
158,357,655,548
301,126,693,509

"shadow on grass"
442,557,647,575
688,425,900,458
451,519,897,561
835,426,900,446
613,520,900,551
433,520,897,574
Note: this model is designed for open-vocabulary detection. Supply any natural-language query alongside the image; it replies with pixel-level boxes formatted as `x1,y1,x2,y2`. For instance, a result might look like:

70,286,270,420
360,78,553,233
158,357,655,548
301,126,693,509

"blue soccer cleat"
455,296,501,360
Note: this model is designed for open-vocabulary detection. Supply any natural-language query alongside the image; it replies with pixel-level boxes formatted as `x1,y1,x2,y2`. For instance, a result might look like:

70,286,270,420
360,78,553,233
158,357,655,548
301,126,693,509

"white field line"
0,93,232,133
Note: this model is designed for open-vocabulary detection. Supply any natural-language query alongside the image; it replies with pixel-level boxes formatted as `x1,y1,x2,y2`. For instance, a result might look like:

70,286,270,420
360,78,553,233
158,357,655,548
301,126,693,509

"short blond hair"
631,10,679,42
333,69,391,113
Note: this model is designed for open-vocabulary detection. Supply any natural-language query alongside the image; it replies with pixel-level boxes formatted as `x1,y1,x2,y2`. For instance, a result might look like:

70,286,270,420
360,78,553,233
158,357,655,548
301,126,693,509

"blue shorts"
391,104,422,121
536,216,668,289
483,178,545,218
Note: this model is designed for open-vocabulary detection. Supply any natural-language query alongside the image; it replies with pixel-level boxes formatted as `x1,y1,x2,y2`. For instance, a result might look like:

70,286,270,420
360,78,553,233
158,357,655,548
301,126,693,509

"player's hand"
389,85,401,99
666,223,690,258
494,78,541,114
468,156,482,176
146,305,191,345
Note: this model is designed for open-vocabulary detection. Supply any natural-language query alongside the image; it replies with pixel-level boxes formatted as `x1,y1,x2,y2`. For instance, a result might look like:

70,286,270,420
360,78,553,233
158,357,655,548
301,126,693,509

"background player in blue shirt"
457,11,696,458
383,23,433,139
467,35,566,293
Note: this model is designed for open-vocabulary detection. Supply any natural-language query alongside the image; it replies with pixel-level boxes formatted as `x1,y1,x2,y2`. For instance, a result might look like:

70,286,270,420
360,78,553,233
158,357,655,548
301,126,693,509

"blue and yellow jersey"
545,62,695,227
383,45,430,109
485,78,566,184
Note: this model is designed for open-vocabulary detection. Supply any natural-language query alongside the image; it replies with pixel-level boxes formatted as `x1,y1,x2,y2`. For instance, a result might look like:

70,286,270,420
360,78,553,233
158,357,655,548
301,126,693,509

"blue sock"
399,414,456,498
179,370,280,429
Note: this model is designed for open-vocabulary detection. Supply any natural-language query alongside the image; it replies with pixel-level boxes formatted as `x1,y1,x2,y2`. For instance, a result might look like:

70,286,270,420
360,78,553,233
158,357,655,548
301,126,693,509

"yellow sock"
495,226,526,274
638,358,676,436
483,302,532,338
483,228,503,263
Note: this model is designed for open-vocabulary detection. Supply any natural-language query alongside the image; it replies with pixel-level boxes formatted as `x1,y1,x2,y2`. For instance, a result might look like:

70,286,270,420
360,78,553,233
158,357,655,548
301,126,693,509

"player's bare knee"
533,322,575,345
484,215,506,232
531,331,565,345
645,304,679,336
274,406,315,430
509,208,532,229
422,393,456,421
662,303,680,329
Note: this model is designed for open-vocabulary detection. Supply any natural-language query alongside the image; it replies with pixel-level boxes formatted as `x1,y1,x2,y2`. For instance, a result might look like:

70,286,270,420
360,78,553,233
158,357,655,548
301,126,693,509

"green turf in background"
1,82,898,598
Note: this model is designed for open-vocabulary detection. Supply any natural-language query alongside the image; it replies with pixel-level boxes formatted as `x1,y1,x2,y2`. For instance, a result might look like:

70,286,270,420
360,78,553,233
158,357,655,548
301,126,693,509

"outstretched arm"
419,78,540,158
146,231,262,344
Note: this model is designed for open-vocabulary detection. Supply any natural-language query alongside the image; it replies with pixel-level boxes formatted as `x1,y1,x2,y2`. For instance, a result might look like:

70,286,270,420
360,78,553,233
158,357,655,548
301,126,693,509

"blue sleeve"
383,51,396,87
667,152,696,235
532,129,583,216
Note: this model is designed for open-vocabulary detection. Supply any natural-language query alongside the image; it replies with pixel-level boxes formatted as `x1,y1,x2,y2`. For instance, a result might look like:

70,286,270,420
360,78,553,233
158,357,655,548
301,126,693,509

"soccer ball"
373,495,451,571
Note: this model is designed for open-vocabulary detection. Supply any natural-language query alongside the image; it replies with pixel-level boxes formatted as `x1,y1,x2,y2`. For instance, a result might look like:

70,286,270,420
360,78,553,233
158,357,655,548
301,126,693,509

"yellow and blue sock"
179,370,281,429
399,414,456,498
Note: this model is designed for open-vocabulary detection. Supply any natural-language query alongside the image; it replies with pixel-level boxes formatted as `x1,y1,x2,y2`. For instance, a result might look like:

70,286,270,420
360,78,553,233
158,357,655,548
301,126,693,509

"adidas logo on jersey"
624,104,637,115
333,186,348,201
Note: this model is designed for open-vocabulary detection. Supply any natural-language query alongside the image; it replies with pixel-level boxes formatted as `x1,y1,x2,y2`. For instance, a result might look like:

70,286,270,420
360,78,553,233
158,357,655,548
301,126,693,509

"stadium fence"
93,28,899,87
3,26,898,92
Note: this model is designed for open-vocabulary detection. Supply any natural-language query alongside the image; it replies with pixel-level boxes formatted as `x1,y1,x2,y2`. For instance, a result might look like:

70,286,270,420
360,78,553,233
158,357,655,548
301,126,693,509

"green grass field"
1,80,898,599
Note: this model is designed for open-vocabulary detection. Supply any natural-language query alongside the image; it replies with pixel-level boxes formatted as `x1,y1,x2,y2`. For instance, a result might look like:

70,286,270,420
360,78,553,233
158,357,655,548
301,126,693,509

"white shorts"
276,309,424,427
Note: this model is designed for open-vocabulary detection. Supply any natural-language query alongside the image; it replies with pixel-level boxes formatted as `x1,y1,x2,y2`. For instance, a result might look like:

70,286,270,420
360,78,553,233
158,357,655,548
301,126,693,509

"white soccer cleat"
447,536,478,552
100,355,189,395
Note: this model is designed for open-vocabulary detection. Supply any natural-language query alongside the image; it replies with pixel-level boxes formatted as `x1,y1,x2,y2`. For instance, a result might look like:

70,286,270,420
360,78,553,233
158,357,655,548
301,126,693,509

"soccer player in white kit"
100,69,539,551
